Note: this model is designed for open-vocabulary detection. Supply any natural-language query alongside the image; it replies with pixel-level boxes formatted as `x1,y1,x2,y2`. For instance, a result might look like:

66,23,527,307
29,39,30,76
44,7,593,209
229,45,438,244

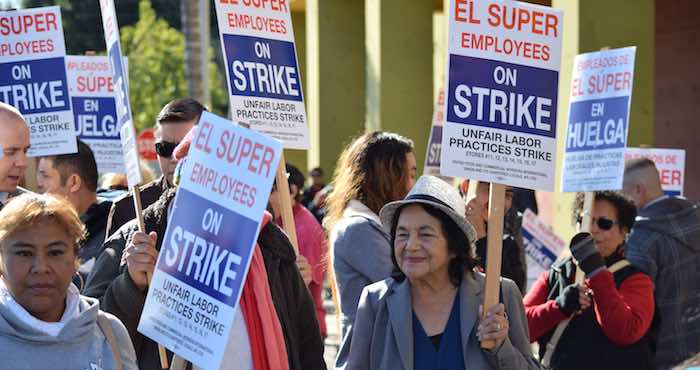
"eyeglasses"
155,141,178,158
576,213,618,231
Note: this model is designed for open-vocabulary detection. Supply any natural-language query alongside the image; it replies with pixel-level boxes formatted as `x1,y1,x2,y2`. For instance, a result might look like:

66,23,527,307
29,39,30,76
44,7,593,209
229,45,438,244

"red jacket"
523,266,655,346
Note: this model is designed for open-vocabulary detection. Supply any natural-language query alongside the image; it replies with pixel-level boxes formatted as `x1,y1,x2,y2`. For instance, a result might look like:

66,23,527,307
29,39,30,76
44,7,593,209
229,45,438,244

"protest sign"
0,6,77,156
521,209,565,292
138,128,157,161
99,0,142,186
66,55,127,173
440,0,563,191
213,0,309,149
138,111,283,370
561,47,637,192
625,147,685,196
424,88,445,176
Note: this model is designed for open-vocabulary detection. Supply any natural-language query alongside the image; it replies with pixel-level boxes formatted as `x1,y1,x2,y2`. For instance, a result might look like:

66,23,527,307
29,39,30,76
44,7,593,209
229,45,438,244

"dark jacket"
74,198,112,290
475,234,526,293
625,197,700,369
104,175,169,239
83,188,326,370
0,186,30,212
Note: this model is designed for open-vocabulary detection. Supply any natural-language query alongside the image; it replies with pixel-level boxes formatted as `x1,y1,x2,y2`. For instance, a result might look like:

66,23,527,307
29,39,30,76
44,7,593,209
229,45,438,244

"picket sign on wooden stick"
131,186,170,369
480,183,506,349
275,152,300,255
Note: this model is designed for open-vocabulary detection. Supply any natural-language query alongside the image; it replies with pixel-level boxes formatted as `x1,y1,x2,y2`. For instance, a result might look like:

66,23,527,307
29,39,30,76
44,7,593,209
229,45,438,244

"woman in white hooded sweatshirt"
0,193,137,370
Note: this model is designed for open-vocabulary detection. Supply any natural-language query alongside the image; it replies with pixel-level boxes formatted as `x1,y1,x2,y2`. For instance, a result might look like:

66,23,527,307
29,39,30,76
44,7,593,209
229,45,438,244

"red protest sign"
137,128,157,161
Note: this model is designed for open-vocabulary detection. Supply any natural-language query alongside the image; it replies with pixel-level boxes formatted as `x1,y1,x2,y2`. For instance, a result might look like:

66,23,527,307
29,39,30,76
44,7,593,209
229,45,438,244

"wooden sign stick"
132,186,170,369
480,183,505,349
274,152,299,255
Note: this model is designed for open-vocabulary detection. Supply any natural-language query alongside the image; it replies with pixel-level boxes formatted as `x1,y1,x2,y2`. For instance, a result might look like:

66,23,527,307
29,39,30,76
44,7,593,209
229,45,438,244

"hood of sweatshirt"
633,197,700,252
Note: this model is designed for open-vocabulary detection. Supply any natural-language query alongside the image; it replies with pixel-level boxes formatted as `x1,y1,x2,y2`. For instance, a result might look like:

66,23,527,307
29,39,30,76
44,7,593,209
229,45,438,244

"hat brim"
379,198,477,245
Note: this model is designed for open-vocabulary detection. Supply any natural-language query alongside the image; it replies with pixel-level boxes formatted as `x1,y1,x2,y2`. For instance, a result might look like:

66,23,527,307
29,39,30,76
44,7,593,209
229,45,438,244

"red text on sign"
219,0,288,12
660,169,682,186
486,3,558,37
571,72,632,96
0,12,57,36
76,76,114,93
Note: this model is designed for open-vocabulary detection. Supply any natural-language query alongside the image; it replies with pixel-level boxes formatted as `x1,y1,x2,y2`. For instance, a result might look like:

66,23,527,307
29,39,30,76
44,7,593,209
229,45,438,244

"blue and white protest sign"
521,209,565,292
625,147,685,196
441,0,563,190
66,55,127,173
99,0,141,185
424,88,445,176
561,47,636,192
138,111,283,370
0,6,77,156
214,0,309,149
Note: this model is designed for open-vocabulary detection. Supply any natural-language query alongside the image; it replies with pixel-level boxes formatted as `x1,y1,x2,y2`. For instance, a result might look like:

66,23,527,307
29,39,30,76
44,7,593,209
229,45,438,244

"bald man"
623,157,700,369
0,102,30,210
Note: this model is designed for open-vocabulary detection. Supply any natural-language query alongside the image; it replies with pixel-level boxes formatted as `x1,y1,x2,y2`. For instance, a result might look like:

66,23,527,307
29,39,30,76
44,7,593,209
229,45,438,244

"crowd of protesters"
0,99,699,370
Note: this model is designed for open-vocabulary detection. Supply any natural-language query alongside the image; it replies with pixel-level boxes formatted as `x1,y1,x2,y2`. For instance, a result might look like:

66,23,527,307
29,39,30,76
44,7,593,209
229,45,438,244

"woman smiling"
335,175,539,370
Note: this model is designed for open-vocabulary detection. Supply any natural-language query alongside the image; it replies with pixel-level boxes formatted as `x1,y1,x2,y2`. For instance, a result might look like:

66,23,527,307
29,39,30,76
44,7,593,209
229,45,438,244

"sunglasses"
576,214,618,231
155,141,178,158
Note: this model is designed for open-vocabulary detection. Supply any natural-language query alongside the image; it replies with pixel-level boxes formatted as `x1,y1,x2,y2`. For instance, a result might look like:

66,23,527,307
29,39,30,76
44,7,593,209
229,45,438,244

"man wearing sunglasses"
623,158,700,370
104,98,206,237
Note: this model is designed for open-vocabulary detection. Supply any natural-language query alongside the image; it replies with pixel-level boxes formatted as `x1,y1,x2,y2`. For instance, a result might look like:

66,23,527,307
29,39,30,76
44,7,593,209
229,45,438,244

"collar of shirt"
641,195,669,212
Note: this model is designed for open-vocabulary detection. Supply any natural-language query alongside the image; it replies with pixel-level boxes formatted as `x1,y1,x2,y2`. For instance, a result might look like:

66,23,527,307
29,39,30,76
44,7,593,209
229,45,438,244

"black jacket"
83,188,326,370
74,198,112,290
475,234,526,293
104,175,169,239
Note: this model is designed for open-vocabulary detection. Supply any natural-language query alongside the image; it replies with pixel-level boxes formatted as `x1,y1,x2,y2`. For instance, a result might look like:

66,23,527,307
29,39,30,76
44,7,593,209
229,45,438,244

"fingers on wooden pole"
481,183,505,349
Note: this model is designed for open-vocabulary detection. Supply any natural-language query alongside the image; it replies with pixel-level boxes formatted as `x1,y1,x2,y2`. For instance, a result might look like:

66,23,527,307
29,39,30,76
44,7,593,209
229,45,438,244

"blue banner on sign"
565,96,629,153
447,55,558,138
223,34,303,102
426,126,443,167
157,188,259,308
522,228,557,269
108,42,131,127
0,57,70,115
72,97,120,140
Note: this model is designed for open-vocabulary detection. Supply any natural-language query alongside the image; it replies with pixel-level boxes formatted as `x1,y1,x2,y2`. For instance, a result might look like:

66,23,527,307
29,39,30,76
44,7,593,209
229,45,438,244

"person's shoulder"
111,177,163,206
361,278,398,304
258,221,296,263
334,215,385,241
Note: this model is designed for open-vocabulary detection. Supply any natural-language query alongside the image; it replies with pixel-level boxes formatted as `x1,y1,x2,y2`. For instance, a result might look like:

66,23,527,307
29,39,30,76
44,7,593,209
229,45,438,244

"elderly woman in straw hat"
0,193,137,370
335,175,539,370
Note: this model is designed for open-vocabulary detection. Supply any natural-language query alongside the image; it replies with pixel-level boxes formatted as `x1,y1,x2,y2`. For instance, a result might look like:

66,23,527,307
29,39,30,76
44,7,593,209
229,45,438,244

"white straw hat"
379,175,477,244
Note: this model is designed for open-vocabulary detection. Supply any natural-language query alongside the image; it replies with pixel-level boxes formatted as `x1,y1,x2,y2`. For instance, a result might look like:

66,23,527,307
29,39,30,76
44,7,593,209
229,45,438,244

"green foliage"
119,0,227,132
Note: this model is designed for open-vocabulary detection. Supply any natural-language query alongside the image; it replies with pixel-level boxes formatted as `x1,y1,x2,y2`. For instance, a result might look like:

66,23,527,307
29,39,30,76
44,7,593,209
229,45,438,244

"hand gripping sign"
441,0,563,348
66,55,127,173
0,6,77,156
138,111,282,370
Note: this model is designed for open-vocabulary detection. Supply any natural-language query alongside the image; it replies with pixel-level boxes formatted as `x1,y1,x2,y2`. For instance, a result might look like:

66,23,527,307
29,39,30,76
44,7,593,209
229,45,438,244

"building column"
305,0,366,178
548,0,655,240
284,10,308,173
365,0,433,172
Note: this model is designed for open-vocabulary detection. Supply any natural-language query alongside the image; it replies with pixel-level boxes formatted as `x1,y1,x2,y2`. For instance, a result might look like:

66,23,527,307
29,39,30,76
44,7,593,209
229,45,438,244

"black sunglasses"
155,141,178,158
576,214,618,231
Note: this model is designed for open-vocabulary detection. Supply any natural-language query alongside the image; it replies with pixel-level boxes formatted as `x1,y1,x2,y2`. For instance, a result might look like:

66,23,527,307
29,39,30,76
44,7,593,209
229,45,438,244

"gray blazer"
335,272,541,370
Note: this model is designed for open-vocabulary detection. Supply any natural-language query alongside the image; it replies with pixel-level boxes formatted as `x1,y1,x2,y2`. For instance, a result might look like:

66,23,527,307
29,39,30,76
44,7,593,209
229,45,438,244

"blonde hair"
0,193,86,248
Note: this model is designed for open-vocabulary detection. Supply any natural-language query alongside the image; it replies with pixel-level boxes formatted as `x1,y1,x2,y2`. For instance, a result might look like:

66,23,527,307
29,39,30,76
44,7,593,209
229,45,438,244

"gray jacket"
335,272,541,370
331,201,393,335
0,295,137,370
625,196,700,369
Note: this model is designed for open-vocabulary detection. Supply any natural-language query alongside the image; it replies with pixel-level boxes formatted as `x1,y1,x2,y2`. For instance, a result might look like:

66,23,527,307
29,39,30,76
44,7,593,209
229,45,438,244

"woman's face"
590,200,627,258
404,152,417,195
394,204,452,283
0,219,77,322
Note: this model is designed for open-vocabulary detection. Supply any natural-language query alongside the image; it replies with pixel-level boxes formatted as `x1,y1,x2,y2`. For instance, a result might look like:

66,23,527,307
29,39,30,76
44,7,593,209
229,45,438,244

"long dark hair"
389,203,476,287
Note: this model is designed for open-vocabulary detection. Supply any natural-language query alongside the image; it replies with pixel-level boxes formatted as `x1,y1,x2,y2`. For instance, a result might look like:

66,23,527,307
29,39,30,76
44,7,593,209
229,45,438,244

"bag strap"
97,314,124,370
541,259,632,367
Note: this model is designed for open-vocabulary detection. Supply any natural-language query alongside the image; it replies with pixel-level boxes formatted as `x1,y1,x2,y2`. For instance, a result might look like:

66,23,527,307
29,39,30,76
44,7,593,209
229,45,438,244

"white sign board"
440,0,563,191
424,88,445,176
139,111,283,370
561,47,637,192
521,209,565,292
66,55,127,173
0,6,77,156
99,0,142,186
214,0,309,149
625,147,685,196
